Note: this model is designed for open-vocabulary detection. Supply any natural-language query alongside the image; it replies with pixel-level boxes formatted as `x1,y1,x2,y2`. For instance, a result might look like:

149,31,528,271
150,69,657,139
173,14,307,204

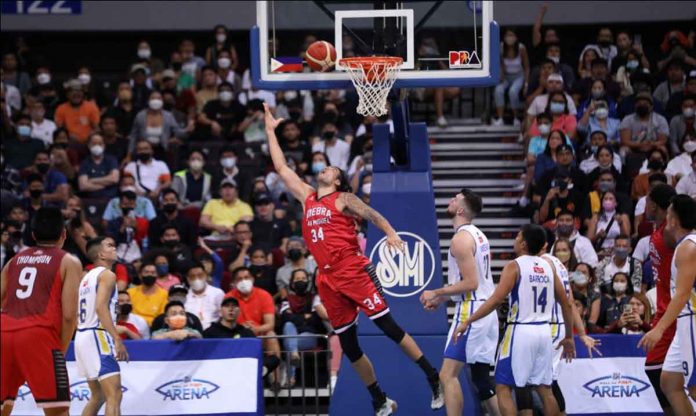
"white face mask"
594,108,609,119
149,99,163,111
138,48,151,59
216,33,227,44
189,159,204,171
361,183,372,195
37,73,51,85
217,57,231,69
684,141,696,154
90,145,104,157
684,107,695,118
236,279,253,294
538,123,551,136
219,91,233,102
221,157,236,169
284,90,298,102
613,282,627,293
78,73,91,85
190,279,207,292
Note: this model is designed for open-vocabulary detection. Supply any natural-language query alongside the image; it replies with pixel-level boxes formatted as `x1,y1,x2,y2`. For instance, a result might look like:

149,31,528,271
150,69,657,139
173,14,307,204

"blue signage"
1,1,82,15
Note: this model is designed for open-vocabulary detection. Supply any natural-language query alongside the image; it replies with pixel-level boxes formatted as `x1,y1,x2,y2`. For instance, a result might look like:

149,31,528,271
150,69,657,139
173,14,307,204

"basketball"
305,40,337,72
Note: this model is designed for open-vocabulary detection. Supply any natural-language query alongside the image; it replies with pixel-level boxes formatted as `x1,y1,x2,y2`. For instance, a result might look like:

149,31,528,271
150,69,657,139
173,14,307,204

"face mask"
156,264,169,277
289,110,302,120
602,200,616,212
571,271,588,286
312,162,326,174
37,73,51,85
614,247,630,260
683,107,695,118
684,141,696,153
163,239,179,248
550,102,565,114
287,248,303,261
221,157,236,169
635,105,650,117
136,152,152,162
292,281,309,296
119,303,133,315
219,91,233,102
30,189,43,199
141,275,157,286
362,182,372,195
591,89,604,99
538,123,551,136
555,251,571,263
36,163,50,174
322,131,336,140
138,48,151,59
547,55,560,64
121,206,133,216
284,90,298,102
504,36,517,46
172,62,183,71
217,57,231,69
189,159,204,171
190,278,207,292
17,125,31,137
236,279,253,294
557,224,574,237
594,108,609,119
149,99,163,111
613,282,627,293
598,181,615,193
626,60,639,70
216,33,227,43
163,203,177,214
90,145,104,157
78,73,91,85
647,160,664,171
168,314,187,330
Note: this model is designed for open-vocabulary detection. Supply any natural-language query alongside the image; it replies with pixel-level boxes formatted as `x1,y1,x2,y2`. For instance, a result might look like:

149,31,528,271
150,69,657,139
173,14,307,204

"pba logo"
582,372,651,398
156,376,220,400
448,50,482,69
71,380,128,401
369,232,435,298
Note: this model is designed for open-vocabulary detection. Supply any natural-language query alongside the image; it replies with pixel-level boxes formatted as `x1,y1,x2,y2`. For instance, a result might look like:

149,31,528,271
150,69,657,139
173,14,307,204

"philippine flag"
270,57,303,72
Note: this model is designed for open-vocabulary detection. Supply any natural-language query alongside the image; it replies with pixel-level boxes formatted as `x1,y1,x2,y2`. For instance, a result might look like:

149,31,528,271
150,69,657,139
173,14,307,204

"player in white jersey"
639,195,696,415
75,237,128,416
453,224,575,416
420,189,499,416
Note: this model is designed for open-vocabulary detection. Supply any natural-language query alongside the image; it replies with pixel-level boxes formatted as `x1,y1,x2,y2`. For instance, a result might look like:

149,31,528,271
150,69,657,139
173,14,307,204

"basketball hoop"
339,56,403,117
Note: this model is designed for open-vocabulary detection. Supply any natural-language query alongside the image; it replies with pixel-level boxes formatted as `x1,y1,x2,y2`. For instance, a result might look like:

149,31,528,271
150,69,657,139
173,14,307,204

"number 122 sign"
2,1,82,15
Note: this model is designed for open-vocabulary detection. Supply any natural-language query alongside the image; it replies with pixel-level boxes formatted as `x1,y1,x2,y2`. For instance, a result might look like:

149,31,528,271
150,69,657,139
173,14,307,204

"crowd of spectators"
499,5,696,335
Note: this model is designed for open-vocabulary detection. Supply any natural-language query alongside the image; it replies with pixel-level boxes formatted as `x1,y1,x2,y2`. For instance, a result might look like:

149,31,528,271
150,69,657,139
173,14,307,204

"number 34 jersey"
1,246,68,332
508,255,556,324
302,192,363,271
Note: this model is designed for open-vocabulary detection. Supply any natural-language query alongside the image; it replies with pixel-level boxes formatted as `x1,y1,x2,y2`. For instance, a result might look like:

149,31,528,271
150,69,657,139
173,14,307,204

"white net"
340,57,403,117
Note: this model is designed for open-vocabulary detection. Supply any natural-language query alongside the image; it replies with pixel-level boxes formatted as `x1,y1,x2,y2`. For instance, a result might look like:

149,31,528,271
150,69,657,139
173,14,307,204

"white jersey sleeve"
77,266,117,330
670,234,696,316
509,255,555,324
447,224,495,303
542,254,570,325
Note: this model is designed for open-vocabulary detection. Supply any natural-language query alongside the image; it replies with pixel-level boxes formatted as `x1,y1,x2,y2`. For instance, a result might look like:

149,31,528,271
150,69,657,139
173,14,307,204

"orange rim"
339,56,403,72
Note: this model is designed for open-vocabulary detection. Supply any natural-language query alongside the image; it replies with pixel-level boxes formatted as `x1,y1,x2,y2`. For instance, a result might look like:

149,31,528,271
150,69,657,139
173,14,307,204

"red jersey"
1,246,67,332
649,223,674,321
302,192,362,270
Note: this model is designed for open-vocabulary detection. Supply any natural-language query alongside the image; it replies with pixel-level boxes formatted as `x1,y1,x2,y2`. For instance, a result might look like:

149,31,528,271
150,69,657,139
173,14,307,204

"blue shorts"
75,328,120,381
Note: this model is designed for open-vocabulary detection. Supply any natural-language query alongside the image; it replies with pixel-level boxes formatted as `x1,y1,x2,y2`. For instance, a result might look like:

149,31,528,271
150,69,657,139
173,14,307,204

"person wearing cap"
200,177,253,236
196,82,245,141
619,92,670,162
276,236,318,299
171,149,212,209
151,284,204,333
53,78,100,144
250,191,290,253
653,58,685,110
129,63,152,111
102,175,157,226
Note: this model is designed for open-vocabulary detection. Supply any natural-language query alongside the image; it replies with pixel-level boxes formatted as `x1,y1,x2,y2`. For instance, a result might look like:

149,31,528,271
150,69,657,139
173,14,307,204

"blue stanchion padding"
573,334,647,358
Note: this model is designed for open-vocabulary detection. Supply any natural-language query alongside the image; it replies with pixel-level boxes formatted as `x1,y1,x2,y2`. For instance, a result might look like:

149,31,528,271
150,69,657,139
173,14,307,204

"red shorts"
316,257,389,333
645,319,677,367
1,326,70,408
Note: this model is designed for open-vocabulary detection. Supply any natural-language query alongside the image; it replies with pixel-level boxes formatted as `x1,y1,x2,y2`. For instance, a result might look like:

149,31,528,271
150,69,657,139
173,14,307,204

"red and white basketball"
305,40,337,72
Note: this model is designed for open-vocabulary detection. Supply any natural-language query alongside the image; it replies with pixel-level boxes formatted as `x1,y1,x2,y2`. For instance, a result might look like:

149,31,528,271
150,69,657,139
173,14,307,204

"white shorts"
444,301,498,364
550,322,566,381
74,329,120,381
495,323,553,387
662,314,696,387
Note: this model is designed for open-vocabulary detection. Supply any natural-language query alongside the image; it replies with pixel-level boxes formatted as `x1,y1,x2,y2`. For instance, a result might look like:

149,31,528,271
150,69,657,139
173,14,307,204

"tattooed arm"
337,192,404,251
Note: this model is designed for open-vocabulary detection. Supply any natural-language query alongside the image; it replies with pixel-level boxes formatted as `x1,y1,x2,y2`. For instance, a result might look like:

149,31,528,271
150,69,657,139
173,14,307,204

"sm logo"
448,50,482,69
369,232,435,298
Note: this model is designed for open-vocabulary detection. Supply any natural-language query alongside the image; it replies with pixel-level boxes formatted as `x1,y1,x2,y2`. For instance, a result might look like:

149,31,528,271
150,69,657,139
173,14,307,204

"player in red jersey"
643,184,677,414
264,104,443,415
1,207,83,416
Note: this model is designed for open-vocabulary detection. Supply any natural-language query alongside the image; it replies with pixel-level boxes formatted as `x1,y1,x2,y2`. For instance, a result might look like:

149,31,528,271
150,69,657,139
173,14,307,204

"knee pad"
470,363,496,401
372,313,406,344
552,380,565,412
514,386,534,410
337,325,364,363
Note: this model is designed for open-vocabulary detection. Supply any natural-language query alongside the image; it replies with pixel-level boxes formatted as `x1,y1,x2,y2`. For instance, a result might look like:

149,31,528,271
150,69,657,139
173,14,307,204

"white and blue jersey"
444,224,498,365
75,266,120,381
495,255,555,387
543,254,570,380
663,234,696,387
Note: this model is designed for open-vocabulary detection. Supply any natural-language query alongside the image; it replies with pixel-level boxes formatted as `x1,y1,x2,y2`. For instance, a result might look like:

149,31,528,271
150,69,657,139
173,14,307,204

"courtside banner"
12,338,263,416
558,334,695,415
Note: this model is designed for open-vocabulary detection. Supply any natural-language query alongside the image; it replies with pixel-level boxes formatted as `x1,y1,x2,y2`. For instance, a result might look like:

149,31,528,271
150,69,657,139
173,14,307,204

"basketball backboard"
251,1,499,90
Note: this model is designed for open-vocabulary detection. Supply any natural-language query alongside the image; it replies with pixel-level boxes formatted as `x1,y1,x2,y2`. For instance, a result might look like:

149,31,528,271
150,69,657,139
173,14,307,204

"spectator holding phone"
605,293,652,335
591,271,632,333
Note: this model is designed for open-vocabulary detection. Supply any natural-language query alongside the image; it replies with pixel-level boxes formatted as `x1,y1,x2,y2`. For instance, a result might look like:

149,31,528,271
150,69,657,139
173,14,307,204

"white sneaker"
513,118,521,127
375,397,398,416
431,382,445,410
436,116,448,127
492,117,504,126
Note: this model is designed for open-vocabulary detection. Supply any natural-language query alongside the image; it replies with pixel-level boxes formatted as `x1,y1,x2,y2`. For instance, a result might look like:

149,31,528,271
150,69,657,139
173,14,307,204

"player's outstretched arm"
96,270,128,361
337,192,404,251
639,240,696,351
61,253,83,352
553,271,576,362
264,103,313,202
421,232,478,307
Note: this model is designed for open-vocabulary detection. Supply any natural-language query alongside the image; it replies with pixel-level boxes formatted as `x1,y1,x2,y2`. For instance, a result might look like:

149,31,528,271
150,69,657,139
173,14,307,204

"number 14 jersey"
509,255,555,324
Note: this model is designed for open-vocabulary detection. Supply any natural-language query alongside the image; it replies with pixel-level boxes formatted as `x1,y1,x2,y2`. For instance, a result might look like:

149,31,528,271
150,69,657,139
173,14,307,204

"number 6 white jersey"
447,224,495,303
77,266,117,330
508,255,555,324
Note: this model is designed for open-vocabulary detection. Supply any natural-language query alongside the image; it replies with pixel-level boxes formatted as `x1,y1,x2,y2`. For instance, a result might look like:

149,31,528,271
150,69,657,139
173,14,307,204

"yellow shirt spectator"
128,284,168,326
200,179,254,234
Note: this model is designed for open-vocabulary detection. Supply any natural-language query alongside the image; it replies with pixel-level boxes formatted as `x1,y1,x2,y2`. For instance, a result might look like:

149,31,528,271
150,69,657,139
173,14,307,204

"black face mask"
136,153,152,162
11,231,23,241
287,248,303,261
292,281,309,296
121,206,133,216
172,62,182,71
119,303,133,315
648,160,664,171
163,203,178,214
289,110,301,121
248,265,266,276
30,189,43,199
322,131,335,140
163,239,179,248
141,275,157,286
36,163,50,174
635,105,650,117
